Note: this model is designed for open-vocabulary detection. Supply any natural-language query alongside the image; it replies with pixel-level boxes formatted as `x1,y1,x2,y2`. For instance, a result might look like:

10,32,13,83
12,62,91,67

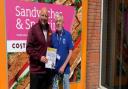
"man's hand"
40,56,48,63
58,50,72,74
59,65,65,74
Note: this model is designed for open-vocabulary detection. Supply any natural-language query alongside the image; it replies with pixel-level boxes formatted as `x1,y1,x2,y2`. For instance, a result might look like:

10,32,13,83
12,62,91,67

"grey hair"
55,13,64,21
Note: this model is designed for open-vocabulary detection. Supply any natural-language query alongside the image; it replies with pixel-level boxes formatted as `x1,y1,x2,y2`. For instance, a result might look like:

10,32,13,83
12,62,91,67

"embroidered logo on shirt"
63,38,66,45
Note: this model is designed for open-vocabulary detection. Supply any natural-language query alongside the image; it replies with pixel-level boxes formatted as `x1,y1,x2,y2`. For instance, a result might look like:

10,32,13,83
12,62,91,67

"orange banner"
0,0,88,89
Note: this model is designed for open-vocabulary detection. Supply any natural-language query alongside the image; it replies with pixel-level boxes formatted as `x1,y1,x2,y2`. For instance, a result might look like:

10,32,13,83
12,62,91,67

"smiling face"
55,13,64,31
39,8,48,25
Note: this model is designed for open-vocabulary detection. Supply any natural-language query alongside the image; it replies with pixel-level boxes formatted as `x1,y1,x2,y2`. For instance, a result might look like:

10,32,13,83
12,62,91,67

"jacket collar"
38,20,50,32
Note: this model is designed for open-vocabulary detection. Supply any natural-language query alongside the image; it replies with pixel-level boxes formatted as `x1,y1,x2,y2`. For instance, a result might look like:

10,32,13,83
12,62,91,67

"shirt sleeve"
67,33,74,50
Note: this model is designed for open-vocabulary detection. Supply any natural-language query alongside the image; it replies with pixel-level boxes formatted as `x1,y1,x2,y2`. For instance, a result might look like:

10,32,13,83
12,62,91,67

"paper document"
45,47,57,69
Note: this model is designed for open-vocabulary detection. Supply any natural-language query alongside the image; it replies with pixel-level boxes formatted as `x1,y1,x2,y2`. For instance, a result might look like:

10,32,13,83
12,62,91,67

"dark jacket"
26,21,52,74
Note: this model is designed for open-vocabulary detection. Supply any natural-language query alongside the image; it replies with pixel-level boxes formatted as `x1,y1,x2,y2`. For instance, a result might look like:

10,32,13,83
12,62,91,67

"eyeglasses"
41,14,48,17
55,20,62,23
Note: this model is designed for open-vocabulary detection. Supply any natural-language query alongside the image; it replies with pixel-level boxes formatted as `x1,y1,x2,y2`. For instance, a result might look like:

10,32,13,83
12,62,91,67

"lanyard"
57,33,62,45
57,30,63,45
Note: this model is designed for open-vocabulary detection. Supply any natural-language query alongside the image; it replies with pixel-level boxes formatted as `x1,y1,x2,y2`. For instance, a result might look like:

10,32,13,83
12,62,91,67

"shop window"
101,0,128,89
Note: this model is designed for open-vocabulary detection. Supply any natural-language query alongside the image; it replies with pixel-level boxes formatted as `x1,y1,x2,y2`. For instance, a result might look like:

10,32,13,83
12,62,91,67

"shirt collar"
56,28,65,36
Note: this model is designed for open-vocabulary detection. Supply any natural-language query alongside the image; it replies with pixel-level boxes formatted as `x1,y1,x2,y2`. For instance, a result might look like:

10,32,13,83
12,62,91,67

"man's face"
55,16,63,31
39,9,48,25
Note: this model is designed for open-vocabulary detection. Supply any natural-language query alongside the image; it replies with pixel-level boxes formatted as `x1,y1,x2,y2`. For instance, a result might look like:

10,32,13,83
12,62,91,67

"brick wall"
86,0,101,89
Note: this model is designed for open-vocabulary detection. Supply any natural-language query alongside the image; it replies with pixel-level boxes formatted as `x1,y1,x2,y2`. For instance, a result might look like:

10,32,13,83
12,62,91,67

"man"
52,13,74,89
26,8,52,89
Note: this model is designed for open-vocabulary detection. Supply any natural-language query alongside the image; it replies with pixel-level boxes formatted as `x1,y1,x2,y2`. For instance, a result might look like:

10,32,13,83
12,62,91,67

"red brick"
86,0,101,89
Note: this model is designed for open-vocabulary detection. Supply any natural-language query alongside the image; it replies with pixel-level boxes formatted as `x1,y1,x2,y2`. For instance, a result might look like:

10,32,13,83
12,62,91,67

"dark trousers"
30,70,55,89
